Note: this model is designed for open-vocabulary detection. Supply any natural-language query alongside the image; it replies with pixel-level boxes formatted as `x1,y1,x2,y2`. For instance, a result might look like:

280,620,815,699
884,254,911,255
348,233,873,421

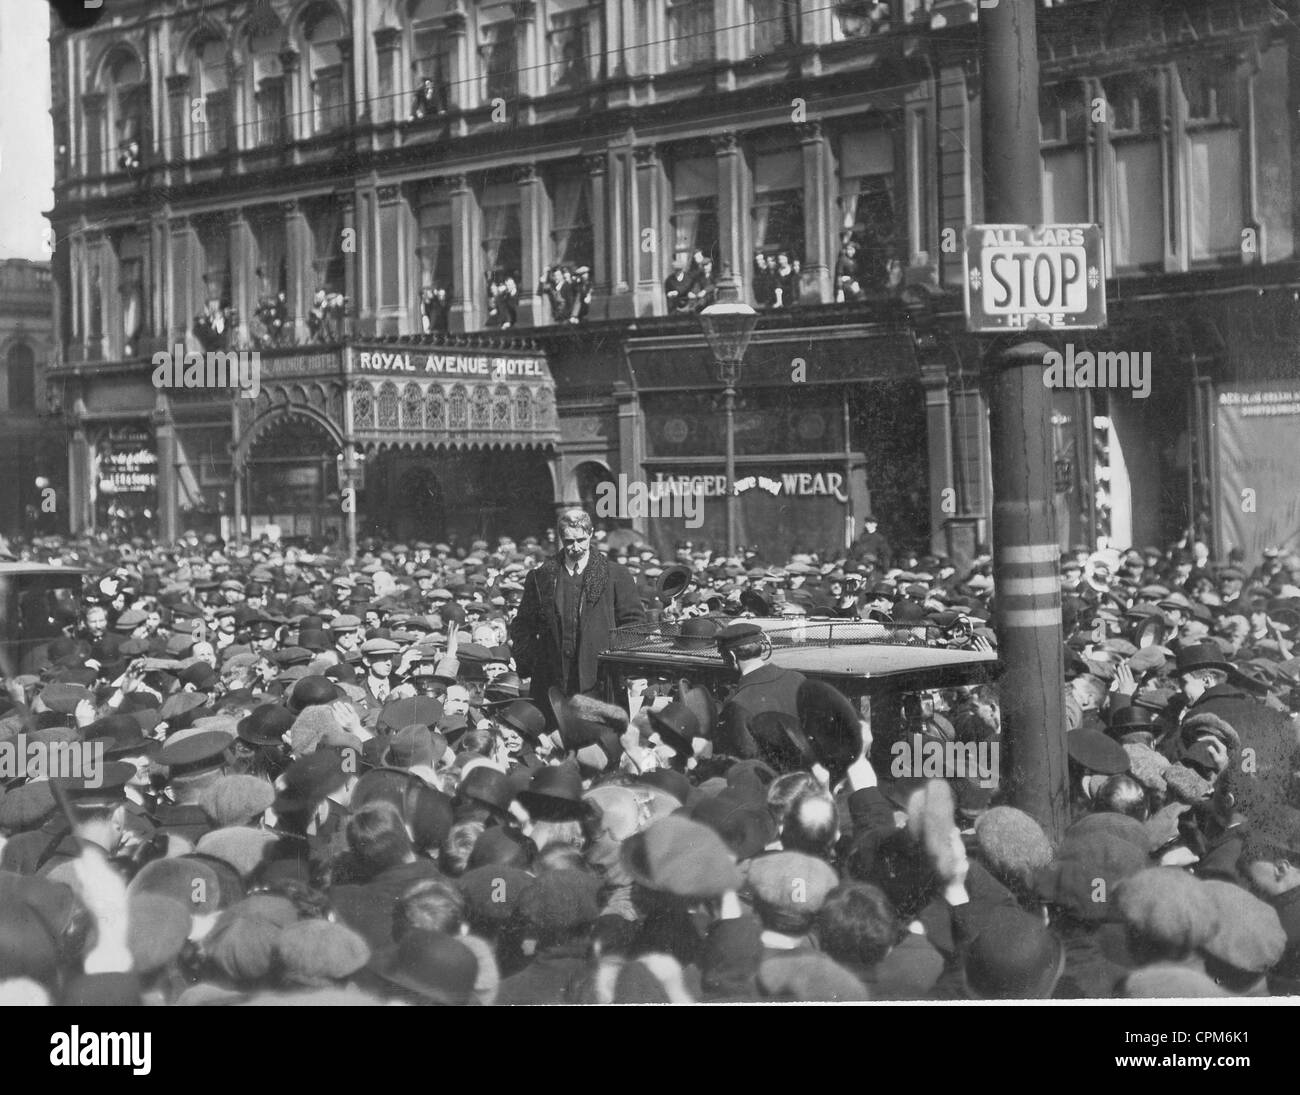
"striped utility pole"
978,0,1071,841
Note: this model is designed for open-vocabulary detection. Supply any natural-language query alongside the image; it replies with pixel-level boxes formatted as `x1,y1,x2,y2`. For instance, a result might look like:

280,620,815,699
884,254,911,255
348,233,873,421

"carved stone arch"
352,379,375,427
289,383,309,405
232,403,344,471
91,41,147,88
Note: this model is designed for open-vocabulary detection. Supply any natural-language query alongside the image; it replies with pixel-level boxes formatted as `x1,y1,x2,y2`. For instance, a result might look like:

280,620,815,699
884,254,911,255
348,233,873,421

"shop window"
6,344,36,412
667,0,715,69
1040,81,1088,225
1100,72,1164,271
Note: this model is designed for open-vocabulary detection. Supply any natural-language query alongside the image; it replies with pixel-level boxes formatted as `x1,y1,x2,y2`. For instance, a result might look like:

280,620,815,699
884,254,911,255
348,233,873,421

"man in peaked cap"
154,730,234,843
358,637,405,709
714,622,806,760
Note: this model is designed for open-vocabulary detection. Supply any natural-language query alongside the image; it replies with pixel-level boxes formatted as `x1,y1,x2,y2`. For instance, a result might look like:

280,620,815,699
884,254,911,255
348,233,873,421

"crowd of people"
0,512,1298,1005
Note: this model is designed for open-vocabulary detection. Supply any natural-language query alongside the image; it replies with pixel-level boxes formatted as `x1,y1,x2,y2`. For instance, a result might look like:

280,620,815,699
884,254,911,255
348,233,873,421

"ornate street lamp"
698,270,757,556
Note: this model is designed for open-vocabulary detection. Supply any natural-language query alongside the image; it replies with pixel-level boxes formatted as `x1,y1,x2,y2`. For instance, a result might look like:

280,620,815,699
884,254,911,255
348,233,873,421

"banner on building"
1215,382,1300,561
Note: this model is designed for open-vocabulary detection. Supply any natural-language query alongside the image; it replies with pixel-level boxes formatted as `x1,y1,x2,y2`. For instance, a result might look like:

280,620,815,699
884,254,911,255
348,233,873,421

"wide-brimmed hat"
517,763,588,821
455,765,515,818
237,704,294,748
796,679,863,786
647,701,700,755
494,699,547,742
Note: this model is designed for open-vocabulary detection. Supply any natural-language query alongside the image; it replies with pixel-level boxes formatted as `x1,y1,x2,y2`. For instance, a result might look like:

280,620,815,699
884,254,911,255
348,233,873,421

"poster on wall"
1215,383,1300,562
92,425,158,538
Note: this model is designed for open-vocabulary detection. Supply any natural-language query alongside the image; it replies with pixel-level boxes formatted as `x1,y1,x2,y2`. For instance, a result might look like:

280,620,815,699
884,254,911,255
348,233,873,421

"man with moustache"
510,508,644,709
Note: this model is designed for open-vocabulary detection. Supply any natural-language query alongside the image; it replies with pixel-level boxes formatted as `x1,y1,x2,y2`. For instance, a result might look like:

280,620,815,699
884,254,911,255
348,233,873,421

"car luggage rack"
609,618,965,656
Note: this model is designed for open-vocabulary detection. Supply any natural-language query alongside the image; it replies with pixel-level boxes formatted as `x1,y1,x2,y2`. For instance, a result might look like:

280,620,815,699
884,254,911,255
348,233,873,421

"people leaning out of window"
486,270,519,328
664,250,718,313
753,250,803,309
538,264,592,325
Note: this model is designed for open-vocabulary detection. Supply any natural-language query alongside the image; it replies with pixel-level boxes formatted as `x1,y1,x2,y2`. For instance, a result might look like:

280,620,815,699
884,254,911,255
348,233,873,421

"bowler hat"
1174,640,1232,677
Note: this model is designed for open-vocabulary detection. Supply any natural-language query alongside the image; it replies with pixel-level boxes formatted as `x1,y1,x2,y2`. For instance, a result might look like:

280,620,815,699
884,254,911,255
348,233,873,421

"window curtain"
550,173,591,266
418,202,453,288
481,186,521,276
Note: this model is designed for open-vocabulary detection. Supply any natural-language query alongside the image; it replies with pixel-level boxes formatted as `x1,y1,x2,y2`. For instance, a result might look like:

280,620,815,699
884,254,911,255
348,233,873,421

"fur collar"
534,550,610,611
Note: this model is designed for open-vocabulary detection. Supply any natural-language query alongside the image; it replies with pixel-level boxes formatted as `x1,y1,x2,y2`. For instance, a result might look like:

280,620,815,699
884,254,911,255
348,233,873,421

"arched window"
514,386,533,429
427,386,446,429
193,37,230,156
471,384,491,429
249,22,286,146
402,382,424,428
409,0,453,116
305,8,346,133
493,384,511,429
449,384,468,428
102,50,148,173
378,381,400,427
7,344,36,411
353,380,375,427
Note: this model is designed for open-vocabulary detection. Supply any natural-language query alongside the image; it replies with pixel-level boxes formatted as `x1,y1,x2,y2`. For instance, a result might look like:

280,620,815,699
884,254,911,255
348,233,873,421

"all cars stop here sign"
964,224,1107,332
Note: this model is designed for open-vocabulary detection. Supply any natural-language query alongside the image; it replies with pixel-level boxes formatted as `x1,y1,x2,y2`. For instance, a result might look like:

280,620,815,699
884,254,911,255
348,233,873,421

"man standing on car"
510,508,645,709
714,621,806,758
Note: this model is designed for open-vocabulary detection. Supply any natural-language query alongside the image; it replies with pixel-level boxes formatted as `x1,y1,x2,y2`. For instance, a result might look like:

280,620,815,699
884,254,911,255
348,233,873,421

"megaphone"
656,564,695,603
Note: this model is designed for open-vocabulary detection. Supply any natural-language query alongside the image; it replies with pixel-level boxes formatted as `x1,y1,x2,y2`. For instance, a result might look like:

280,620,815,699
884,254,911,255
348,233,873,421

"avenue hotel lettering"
357,351,544,380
